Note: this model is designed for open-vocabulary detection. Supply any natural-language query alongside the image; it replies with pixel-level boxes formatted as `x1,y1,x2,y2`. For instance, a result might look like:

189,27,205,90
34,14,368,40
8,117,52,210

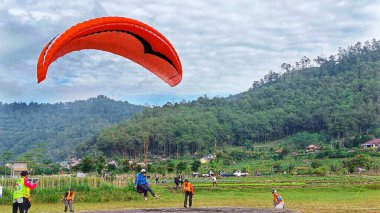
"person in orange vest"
63,188,76,212
182,179,194,208
272,189,285,209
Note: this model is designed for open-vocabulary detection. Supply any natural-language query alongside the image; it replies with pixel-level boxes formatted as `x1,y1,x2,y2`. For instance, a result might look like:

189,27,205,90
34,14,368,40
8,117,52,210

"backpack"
277,195,282,202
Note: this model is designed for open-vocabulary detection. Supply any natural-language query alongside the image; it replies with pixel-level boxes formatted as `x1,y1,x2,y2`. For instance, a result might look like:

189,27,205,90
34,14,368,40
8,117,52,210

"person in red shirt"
182,179,194,208
12,171,38,213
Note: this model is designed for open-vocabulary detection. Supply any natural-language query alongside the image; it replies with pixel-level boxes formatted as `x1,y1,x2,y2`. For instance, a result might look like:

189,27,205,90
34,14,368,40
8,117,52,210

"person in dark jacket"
135,169,158,200
174,176,180,190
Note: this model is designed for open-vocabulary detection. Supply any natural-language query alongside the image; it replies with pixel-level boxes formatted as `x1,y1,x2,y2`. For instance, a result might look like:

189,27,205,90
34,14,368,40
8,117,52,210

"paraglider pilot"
135,169,159,200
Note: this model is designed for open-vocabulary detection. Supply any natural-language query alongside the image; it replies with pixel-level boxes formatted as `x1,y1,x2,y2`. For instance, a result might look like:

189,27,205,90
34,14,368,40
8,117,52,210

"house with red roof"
360,138,380,149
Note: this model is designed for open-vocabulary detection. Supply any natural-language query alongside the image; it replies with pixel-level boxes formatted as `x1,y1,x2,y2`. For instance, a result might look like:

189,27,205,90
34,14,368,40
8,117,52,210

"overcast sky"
0,0,379,105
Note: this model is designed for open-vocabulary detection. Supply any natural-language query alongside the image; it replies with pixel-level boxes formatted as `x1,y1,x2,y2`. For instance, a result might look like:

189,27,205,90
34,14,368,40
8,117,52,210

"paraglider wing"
37,17,182,86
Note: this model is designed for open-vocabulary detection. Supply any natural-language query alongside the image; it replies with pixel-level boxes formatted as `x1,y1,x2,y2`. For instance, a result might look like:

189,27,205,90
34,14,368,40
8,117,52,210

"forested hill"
0,95,144,160
84,40,380,159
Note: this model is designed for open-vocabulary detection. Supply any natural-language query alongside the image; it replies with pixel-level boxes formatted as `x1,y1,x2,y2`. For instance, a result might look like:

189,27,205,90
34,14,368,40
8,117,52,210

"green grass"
1,175,379,213
0,186,378,213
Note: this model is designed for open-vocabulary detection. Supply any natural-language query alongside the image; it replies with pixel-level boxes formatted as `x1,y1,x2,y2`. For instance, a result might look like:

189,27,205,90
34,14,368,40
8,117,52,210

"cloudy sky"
1,0,379,105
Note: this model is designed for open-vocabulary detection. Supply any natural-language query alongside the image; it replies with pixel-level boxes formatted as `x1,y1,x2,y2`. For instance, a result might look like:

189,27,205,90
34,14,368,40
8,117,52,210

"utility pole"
144,138,148,168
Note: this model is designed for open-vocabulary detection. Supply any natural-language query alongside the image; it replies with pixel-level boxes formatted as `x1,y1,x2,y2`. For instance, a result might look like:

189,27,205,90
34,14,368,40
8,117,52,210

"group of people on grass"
12,169,285,211
134,169,285,209
12,170,76,213
135,169,194,208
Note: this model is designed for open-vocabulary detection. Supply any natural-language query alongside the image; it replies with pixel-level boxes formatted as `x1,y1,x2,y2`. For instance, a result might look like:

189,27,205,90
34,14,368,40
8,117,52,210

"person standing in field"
135,169,159,200
211,176,217,186
155,174,159,184
64,188,76,212
174,176,180,190
272,189,285,209
182,179,194,208
12,170,38,213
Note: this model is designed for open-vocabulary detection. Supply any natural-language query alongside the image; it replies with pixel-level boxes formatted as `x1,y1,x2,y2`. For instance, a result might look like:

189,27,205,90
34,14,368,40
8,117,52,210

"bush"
272,162,283,173
296,169,313,175
317,149,357,159
343,154,371,173
230,150,247,161
167,161,175,173
314,166,329,176
223,159,232,166
191,160,201,172
176,161,188,173
369,158,380,170
283,162,296,173
316,150,329,158
329,161,343,173
311,161,322,169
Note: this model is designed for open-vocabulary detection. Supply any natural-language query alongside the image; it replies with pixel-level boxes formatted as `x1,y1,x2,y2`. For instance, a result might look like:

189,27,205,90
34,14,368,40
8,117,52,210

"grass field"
0,175,379,213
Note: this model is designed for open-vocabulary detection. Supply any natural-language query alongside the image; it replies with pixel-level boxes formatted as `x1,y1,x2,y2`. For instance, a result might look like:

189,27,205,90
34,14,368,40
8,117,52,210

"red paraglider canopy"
37,17,182,87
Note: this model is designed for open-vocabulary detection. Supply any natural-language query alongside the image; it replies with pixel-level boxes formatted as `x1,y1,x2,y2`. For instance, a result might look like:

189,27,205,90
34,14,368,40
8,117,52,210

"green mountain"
0,95,144,161
85,40,380,158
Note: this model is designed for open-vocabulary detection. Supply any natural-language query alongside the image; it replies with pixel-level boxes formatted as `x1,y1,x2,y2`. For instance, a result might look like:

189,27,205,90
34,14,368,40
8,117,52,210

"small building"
360,138,380,149
305,144,322,153
68,158,81,168
59,161,70,170
11,162,28,178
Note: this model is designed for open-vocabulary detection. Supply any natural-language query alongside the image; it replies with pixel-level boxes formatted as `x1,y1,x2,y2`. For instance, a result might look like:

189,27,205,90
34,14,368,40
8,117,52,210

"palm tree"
209,159,223,177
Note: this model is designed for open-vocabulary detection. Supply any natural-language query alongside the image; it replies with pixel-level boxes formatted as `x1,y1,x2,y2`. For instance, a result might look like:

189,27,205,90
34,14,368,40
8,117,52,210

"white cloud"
0,0,380,104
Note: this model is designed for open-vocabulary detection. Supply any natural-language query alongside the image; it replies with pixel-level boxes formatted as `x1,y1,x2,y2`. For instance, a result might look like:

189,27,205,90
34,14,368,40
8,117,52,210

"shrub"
167,161,175,173
296,169,313,175
369,158,380,170
329,161,343,173
223,159,232,166
176,161,188,173
311,161,322,169
191,160,201,172
314,166,329,176
343,154,371,173
230,150,247,161
283,162,296,173
272,162,283,173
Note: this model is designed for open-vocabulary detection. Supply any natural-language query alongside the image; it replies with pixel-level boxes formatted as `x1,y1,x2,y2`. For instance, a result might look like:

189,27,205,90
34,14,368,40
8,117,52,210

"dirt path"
81,207,294,212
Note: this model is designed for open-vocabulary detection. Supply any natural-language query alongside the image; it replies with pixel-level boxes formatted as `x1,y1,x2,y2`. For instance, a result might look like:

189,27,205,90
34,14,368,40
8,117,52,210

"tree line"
81,39,380,159
0,95,144,161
